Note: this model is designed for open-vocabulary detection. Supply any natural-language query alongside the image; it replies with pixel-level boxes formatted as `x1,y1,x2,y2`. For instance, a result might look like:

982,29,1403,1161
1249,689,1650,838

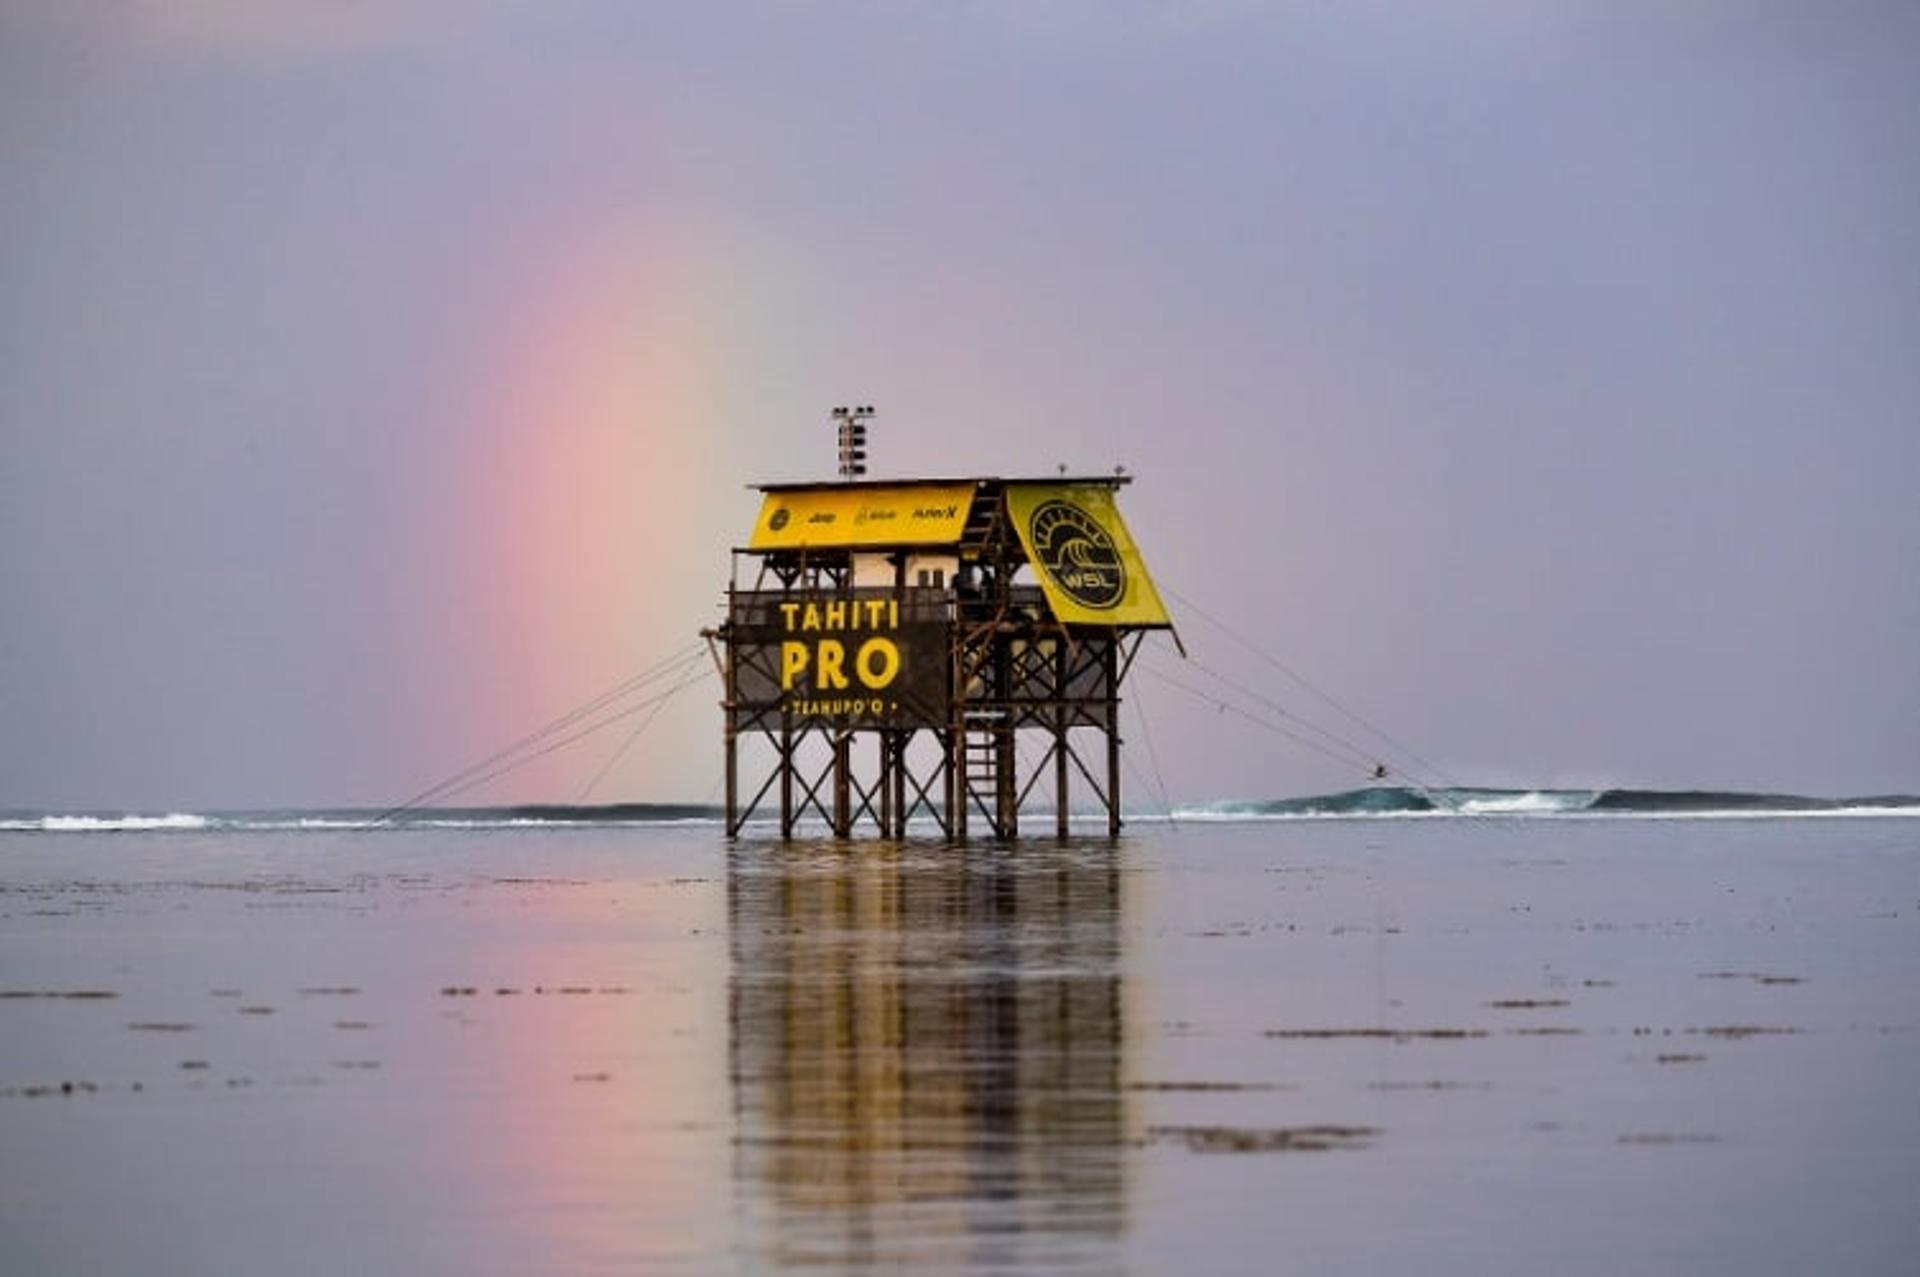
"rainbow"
407,203,750,801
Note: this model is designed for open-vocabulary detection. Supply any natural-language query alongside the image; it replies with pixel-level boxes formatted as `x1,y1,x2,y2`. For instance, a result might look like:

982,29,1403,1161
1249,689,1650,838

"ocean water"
2,810,1917,1274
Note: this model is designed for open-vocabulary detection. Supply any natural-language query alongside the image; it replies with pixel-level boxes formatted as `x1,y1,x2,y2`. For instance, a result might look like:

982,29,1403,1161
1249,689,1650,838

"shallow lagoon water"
3,817,1917,1273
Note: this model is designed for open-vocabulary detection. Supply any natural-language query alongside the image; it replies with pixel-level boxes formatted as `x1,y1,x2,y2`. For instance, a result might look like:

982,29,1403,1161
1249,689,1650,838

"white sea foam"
1164,806,1446,822
1447,791,1593,816
1158,800,1920,824
32,813,212,833
5,800,1915,834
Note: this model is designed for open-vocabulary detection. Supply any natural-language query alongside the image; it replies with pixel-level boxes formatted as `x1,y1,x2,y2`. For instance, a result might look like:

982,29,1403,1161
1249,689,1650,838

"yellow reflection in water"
728,840,1131,1269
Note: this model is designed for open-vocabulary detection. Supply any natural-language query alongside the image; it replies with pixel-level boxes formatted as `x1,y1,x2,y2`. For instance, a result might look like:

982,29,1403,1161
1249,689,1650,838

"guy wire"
1162,584,1461,791
1130,683,1179,824
576,664,702,802
422,665,716,810
1137,660,1383,778
365,642,709,826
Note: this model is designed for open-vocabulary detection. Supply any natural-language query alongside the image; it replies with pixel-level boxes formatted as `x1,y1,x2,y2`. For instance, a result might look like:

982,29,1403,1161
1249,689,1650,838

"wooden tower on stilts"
713,411,1175,841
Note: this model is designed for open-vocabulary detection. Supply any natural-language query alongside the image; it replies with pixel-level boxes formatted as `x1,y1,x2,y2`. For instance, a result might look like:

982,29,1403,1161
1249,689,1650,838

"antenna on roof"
832,404,873,481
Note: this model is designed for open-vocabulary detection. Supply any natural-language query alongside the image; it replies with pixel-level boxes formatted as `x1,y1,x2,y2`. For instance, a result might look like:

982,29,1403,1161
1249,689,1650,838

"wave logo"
767,507,791,532
1028,499,1125,610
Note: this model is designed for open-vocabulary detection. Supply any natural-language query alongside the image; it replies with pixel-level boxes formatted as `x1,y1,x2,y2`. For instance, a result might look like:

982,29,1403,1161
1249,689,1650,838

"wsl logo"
1028,500,1125,610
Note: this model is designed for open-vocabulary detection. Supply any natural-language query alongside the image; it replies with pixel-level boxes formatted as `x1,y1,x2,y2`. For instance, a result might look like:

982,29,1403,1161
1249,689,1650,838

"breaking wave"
0,804,726,833
22,813,213,833
1170,787,1920,821
7,792,1920,834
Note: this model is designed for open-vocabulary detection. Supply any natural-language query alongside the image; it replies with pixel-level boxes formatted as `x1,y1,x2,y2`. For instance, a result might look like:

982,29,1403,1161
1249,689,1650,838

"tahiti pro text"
777,598,903,694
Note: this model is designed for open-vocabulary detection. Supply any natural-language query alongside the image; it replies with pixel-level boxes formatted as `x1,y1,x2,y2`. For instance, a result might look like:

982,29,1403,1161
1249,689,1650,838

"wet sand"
3,817,1918,1273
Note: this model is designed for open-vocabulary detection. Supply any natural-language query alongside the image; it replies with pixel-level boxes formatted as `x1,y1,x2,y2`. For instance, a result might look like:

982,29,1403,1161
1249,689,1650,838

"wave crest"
1172,787,1920,821
14,813,214,833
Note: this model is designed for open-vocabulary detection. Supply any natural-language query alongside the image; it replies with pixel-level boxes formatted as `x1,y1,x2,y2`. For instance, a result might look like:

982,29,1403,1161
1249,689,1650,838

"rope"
365,642,709,826
1136,661,1383,778
575,667,692,802
1145,600,1513,828
1164,644,1400,779
1162,584,1462,791
423,665,715,809
1130,684,1178,823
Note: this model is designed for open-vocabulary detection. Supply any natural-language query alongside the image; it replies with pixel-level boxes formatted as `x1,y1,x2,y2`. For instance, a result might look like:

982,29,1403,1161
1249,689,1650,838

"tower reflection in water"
727,840,1130,1270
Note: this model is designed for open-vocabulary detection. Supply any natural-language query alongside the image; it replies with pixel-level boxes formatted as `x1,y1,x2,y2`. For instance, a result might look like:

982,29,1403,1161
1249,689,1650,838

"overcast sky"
3,1,1916,809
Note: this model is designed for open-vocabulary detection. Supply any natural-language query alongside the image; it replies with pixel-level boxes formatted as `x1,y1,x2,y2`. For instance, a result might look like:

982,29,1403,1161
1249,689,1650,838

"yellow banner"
749,484,975,550
1005,484,1170,626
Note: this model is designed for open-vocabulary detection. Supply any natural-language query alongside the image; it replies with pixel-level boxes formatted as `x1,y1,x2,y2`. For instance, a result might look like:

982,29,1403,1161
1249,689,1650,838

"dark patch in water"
1126,1081,1296,1093
127,1022,196,1032
1266,1028,1488,1041
0,989,119,1000
4,1080,100,1098
1487,999,1570,1009
1147,1124,1377,1153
